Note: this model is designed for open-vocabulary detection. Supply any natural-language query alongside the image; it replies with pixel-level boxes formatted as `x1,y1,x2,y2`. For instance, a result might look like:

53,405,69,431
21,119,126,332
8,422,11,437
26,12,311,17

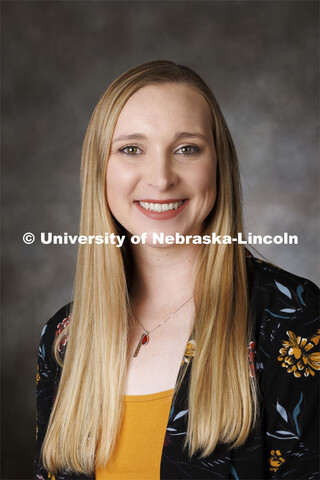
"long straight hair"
42,60,257,474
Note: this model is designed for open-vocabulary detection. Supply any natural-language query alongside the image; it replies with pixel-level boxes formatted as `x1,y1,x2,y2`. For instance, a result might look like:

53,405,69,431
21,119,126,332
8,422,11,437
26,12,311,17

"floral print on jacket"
35,257,319,479
278,329,320,377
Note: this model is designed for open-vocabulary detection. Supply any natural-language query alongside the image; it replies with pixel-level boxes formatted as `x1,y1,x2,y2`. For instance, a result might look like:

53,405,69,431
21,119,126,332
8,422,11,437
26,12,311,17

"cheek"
105,164,116,209
194,163,217,204
106,161,137,206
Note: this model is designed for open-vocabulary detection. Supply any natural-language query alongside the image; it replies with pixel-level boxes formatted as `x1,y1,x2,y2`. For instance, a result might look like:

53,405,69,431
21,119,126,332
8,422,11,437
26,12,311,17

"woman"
35,60,319,479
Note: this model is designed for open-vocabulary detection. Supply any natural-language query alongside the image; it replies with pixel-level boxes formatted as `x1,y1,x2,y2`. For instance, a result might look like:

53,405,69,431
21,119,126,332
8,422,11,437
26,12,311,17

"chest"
125,321,192,395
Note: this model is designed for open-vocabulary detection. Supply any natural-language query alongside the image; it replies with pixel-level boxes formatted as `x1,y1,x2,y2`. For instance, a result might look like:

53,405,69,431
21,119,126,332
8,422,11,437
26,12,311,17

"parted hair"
41,60,257,474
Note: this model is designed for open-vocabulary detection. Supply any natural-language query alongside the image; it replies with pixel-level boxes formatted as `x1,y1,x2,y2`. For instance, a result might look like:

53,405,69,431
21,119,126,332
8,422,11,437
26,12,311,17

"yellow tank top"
96,388,174,480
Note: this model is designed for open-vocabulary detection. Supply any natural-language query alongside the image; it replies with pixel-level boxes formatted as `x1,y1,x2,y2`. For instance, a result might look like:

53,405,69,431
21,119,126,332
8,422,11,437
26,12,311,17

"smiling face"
106,83,217,244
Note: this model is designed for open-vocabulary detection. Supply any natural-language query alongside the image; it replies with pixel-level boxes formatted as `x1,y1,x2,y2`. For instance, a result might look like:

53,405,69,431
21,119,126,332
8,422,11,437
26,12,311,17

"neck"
130,242,201,308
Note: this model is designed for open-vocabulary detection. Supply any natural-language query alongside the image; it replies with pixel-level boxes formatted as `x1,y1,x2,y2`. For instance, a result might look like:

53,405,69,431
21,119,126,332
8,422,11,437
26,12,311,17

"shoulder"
40,303,72,347
248,256,318,305
38,303,72,376
248,256,318,321
247,257,319,375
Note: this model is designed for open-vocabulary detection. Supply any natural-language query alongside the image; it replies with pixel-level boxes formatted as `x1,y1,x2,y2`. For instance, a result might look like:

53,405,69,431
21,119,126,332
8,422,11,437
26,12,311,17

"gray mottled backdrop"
2,1,319,478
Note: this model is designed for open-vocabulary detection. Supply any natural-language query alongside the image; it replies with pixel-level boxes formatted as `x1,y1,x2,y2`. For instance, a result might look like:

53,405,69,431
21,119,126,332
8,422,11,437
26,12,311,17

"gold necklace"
133,297,193,357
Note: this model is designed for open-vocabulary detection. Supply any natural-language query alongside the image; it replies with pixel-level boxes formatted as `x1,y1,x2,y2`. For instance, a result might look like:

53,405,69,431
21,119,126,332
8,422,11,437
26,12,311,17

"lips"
134,199,188,220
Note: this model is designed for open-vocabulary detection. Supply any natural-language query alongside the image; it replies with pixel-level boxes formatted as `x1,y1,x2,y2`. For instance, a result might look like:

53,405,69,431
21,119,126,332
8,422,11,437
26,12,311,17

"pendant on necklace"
133,332,149,357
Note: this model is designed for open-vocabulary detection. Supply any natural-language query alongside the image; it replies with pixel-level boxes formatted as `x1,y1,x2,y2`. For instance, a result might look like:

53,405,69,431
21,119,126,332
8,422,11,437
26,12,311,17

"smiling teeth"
139,201,184,212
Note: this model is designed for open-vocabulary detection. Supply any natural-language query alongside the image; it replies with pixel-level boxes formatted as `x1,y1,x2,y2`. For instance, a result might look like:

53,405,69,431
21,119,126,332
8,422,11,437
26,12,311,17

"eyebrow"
112,133,147,143
112,131,209,143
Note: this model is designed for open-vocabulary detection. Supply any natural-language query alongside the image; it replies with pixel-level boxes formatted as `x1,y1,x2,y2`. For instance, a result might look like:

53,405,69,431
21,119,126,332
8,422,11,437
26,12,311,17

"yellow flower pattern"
36,364,40,386
278,329,320,377
269,449,285,472
181,340,196,365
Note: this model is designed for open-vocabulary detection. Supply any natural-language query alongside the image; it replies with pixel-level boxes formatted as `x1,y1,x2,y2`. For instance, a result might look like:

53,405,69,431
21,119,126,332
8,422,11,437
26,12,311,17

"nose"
145,152,178,191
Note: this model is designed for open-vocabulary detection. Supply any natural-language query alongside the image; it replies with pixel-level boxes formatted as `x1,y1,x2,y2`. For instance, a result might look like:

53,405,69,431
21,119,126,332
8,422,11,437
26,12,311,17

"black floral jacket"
35,257,320,479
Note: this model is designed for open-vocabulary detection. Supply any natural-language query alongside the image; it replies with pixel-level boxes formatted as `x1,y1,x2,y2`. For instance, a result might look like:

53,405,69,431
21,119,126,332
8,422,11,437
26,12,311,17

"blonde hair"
42,60,257,474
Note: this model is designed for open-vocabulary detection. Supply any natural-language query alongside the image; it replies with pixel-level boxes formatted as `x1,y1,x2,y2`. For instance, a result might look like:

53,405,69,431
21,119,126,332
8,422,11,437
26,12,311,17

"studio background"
2,1,319,478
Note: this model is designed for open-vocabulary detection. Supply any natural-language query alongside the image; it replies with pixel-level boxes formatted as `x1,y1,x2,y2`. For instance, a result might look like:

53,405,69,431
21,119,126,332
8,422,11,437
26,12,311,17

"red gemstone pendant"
133,332,150,357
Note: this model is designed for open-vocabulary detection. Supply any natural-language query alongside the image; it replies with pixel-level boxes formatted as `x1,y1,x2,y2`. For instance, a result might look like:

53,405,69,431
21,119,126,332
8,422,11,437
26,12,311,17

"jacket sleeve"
34,305,92,480
261,281,319,479
34,315,61,480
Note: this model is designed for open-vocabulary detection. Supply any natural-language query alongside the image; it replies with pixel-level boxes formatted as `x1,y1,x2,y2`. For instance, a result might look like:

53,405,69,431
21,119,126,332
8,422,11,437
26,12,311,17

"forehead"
113,83,213,135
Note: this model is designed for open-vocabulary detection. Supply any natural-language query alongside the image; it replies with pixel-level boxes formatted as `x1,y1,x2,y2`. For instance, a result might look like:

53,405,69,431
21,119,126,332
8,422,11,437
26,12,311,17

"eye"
120,145,142,156
176,145,200,156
